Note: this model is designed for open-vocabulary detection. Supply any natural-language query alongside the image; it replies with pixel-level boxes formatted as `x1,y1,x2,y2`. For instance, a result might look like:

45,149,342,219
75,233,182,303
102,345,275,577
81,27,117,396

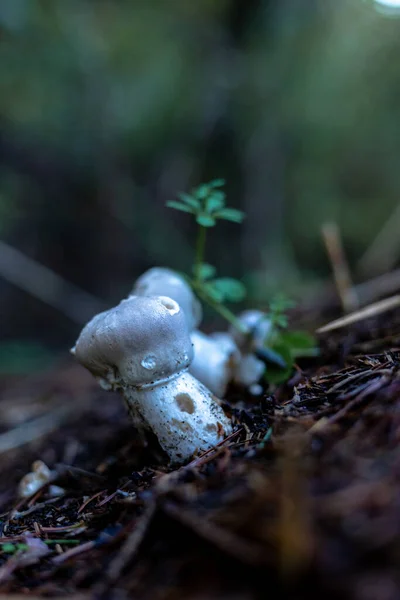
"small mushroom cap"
230,310,272,351
73,296,193,388
131,267,202,331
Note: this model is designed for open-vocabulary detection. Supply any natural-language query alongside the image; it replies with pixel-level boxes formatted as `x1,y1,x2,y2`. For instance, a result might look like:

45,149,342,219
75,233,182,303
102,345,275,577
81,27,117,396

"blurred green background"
0,0,399,372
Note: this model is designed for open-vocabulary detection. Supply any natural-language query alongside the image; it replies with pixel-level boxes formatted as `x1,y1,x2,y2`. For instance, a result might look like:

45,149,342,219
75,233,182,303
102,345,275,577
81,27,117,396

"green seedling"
259,293,318,385
0,539,80,554
167,180,318,384
167,179,247,333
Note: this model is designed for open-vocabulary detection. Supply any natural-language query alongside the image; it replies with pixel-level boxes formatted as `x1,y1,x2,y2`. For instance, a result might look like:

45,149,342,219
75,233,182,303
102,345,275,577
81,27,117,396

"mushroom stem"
192,281,248,334
122,370,232,464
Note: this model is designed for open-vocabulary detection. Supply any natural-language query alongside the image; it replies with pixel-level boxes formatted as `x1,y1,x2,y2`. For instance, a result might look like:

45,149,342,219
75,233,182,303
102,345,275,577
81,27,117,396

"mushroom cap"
73,295,193,388
131,267,202,331
230,310,272,351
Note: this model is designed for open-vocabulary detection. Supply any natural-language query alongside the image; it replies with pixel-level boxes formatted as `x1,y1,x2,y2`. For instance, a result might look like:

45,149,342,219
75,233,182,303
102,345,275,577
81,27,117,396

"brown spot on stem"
175,393,195,414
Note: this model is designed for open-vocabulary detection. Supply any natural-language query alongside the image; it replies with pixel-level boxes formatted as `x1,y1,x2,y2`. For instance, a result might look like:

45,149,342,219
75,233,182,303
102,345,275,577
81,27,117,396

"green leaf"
208,178,225,188
214,208,245,223
178,193,201,210
166,201,195,214
269,294,296,313
1,543,16,553
258,427,273,448
213,278,246,302
279,331,317,351
195,184,210,199
264,367,292,386
272,314,289,329
203,282,224,303
16,543,29,551
205,192,225,213
196,214,216,227
195,263,217,281
264,342,294,385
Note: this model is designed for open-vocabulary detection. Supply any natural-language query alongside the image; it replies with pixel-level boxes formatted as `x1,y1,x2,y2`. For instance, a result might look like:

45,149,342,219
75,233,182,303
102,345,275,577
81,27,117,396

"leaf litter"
1,306,400,598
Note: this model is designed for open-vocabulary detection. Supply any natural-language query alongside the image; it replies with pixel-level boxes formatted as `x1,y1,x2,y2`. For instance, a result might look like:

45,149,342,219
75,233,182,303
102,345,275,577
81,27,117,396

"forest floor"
0,305,400,600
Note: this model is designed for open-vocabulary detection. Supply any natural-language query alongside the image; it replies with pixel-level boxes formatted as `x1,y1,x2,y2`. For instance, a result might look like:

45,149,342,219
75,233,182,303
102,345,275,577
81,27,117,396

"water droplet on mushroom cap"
141,355,157,370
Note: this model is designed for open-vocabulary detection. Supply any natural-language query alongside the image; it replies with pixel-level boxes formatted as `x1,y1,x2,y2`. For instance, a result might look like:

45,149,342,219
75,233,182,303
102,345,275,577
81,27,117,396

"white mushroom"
72,295,232,464
130,267,240,397
131,267,202,331
230,310,272,352
229,310,272,388
190,331,240,397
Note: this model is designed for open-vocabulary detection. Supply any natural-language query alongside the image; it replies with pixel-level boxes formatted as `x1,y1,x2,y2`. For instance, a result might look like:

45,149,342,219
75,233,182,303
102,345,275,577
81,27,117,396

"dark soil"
1,308,400,599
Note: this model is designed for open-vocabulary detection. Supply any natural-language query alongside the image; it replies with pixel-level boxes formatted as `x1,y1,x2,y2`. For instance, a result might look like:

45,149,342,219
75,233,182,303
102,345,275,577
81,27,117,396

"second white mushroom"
130,268,278,395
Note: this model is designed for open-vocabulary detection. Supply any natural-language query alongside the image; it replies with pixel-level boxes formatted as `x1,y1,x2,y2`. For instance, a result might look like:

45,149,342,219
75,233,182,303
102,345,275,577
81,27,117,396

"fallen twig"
317,295,400,333
0,238,106,324
321,222,359,312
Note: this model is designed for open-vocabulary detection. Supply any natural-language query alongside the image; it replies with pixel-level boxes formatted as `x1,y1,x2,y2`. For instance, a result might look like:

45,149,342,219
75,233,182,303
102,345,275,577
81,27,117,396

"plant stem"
195,225,207,283
195,287,248,334
193,224,247,334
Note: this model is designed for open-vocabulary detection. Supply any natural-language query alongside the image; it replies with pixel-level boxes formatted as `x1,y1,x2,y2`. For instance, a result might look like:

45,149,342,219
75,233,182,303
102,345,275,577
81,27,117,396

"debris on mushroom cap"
131,267,202,331
72,295,193,389
230,310,272,351
190,331,240,397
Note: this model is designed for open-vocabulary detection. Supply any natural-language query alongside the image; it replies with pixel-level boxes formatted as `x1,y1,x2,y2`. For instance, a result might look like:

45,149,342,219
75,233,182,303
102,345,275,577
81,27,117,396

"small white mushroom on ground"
230,310,272,352
229,310,272,387
130,267,240,397
72,295,232,464
18,460,64,499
